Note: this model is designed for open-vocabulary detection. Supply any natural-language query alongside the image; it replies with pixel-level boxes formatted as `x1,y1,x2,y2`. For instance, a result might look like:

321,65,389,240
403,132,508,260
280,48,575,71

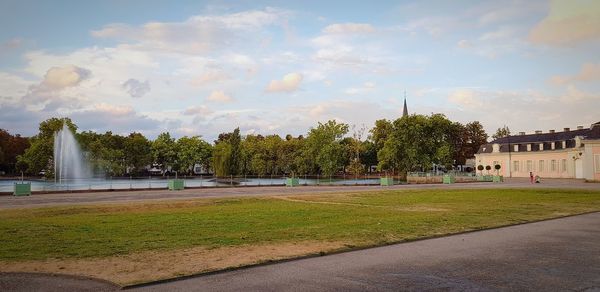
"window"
513,161,520,172
561,159,567,172
539,160,545,172
526,160,532,172
551,160,557,172
595,155,600,173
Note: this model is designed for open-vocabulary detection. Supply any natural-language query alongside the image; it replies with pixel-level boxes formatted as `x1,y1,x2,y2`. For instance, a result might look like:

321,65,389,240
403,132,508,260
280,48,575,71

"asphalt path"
1,178,599,209
131,211,600,292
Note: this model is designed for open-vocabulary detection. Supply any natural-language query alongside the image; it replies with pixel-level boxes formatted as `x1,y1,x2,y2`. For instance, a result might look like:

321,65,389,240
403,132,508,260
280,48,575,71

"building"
475,122,600,180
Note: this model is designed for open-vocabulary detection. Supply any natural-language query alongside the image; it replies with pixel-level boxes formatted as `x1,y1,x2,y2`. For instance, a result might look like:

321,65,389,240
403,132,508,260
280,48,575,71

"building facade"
475,122,600,180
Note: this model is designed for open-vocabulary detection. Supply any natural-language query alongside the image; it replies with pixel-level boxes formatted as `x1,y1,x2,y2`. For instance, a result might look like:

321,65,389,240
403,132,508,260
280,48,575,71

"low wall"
407,176,477,184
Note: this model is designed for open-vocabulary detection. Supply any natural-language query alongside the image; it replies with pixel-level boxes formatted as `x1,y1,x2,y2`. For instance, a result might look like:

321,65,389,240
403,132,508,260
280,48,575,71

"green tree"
369,119,393,152
17,117,77,177
212,142,232,177
228,128,242,175
492,125,511,140
176,136,212,175
124,132,153,174
152,132,177,174
377,114,454,174
304,120,349,176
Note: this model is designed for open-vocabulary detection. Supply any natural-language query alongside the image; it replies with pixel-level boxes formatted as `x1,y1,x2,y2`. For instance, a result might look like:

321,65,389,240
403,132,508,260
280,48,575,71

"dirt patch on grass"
0,241,347,286
274,196,448,212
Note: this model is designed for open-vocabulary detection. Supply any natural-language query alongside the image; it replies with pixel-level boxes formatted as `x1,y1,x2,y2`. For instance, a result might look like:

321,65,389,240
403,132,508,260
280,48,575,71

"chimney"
577,126,584,130
519,132,526,136
564,128,570,132
549,129,555,133
535,130,542,134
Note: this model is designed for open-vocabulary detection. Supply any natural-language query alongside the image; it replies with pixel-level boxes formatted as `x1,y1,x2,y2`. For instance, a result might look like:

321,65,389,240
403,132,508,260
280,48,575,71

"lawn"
1,188,599,262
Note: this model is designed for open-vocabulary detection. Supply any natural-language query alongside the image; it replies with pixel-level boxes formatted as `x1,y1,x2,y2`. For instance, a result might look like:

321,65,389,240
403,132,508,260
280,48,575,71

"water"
0,176,383,192
53,123,91,183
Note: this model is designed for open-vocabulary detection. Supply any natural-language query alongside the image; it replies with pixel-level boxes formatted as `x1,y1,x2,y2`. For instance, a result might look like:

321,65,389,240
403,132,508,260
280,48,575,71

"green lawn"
1,188,599,261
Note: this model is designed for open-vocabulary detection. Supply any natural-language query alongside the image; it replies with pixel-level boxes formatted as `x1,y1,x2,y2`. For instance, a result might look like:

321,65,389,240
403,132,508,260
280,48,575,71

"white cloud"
91,8,289,54
448,89,484,109
206,90,233,102
344,81,376,95
266,72,303,93
550,63,600,85
457,39,472,48
92,103,135,116
183,105,213,116
190,70,231,86
529,0,600,46
41,65,91,90
322,23,375,34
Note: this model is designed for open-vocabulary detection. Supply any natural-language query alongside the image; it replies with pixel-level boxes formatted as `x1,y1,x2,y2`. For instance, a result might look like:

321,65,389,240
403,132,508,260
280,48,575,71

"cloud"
0,38,23,53
457,39,472,48
344,81,376,95
448,89,484,109
122,78,151,98
322,23,375,34
190,70,231,86
266,73,302,93
183,105,213,116
41,65,91,90
550,63,600,85
206,90,233,102
70,105,162,136
91,8,289,54
529,0,600,46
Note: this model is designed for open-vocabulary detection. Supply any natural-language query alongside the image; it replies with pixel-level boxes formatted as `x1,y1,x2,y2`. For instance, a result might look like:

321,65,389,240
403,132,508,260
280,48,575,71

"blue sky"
1,0,599,141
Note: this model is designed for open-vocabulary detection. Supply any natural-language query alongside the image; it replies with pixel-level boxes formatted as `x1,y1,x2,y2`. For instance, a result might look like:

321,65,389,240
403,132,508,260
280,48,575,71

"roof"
477,123,600,154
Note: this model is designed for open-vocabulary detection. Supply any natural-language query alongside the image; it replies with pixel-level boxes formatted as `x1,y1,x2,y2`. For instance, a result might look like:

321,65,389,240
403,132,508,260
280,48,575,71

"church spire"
402,90,408,117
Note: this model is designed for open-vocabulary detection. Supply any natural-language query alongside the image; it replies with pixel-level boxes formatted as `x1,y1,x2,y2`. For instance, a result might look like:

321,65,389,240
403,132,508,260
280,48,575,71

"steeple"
402,90,408,117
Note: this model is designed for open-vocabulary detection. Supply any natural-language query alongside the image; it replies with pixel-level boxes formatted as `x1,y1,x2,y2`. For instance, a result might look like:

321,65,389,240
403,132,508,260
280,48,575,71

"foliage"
212,142,232,177
377,114,454,173
17,117,77,177
492,125,511,140
0,129,30,174
152,132,177,174
176,136,212,174
304,120,349,176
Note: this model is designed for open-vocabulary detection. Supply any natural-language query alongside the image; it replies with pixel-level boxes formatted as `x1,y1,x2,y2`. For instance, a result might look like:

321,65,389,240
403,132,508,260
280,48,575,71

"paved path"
1,178,599,209
132,212,600,292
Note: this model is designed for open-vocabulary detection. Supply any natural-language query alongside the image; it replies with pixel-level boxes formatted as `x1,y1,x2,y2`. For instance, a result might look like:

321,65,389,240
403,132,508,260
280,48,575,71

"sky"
0,0,599,141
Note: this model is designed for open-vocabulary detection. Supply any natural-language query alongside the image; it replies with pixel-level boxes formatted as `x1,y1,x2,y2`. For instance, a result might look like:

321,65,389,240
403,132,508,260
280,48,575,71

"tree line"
1,114,500,178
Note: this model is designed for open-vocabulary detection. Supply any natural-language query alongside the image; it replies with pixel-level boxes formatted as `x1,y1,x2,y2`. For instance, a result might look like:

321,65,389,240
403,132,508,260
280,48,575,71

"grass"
0,188,599,262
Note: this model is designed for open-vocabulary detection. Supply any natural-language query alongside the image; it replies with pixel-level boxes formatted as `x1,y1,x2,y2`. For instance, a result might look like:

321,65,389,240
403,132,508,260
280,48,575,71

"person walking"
530,172,534,184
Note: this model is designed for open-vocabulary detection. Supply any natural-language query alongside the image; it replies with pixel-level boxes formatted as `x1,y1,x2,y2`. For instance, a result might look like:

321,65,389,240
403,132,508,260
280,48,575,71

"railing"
0,174,394,193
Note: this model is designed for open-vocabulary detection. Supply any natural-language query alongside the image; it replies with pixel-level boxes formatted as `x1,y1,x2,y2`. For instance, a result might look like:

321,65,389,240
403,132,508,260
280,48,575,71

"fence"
0,173,402,193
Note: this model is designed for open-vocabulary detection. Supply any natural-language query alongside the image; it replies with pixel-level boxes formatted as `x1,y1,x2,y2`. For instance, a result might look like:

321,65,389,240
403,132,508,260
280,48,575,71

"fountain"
53,122,90,184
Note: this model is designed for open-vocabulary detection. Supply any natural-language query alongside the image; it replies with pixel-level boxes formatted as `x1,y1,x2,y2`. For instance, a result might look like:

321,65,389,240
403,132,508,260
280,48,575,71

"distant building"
475,122,600,180
402,98,408,117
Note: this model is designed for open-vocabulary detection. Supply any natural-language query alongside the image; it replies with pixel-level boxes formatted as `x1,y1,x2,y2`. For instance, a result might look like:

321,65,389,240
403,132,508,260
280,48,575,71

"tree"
17,117,77,177
377,114,454,174
176,136,212,175
228,128,242,175
304,120,349,176
369,119,393,152
455,121,489,165
492,125,511,140
124,133,152,174
0,129,30,174
212,142,231,177
152,132,177,174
